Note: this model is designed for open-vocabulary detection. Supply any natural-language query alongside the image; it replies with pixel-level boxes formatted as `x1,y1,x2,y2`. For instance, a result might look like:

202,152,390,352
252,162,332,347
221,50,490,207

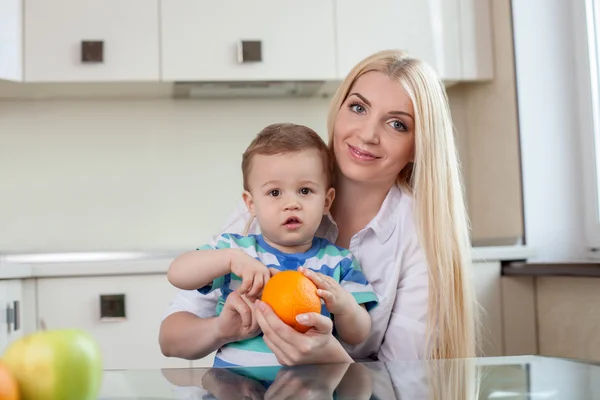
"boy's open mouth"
283,217,302,226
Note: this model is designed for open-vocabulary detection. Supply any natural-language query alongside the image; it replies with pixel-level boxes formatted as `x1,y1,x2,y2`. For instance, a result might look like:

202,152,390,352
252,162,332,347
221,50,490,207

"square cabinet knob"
81,40,104,63
99,294,126,322
238,40,262,63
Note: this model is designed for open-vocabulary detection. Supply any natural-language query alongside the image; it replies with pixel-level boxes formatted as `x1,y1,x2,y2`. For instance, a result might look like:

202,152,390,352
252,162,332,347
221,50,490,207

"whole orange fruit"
0,361,20,400
261,270,322,333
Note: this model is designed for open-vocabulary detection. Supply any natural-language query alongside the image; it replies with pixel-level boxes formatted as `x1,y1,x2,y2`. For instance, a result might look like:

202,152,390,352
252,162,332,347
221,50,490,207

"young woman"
158,49,477,364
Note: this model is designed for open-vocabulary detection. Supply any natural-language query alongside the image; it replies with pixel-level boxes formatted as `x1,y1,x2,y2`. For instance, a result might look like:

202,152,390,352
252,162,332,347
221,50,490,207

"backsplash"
0,97,331,252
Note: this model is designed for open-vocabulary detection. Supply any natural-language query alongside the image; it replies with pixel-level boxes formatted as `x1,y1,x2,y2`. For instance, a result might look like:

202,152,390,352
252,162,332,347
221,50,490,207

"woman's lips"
348,144,379,161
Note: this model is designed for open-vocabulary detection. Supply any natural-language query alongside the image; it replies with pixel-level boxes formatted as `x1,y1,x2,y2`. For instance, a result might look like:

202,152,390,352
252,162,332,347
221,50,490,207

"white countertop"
0,245,535,280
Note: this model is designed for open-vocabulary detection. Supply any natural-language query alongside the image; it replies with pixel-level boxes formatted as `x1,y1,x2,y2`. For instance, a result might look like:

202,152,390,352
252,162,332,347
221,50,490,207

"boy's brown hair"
242,123,334,191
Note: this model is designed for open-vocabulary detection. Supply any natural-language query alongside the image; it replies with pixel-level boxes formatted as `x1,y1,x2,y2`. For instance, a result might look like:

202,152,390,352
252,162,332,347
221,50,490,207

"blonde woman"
159,49,477,364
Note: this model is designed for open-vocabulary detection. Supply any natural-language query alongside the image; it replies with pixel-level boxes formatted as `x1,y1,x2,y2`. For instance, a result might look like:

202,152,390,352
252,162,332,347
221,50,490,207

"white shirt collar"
319,184,404,244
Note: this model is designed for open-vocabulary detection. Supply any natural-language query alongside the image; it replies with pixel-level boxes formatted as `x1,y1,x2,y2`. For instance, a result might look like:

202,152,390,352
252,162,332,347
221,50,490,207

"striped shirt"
196,233,379,367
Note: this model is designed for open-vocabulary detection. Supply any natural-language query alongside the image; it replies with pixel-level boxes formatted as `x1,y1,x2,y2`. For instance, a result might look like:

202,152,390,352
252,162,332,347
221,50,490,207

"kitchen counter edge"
0,245,535,280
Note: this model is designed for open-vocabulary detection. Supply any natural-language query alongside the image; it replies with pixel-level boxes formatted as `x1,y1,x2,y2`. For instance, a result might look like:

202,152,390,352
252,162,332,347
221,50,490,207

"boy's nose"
284,201,301,211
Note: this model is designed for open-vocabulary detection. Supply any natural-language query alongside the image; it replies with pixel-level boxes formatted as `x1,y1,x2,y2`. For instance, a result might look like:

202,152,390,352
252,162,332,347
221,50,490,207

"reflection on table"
97,355,600,399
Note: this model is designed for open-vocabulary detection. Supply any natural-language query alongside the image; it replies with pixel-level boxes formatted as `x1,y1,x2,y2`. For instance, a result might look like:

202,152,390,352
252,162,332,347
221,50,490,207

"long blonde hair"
327,50,478,360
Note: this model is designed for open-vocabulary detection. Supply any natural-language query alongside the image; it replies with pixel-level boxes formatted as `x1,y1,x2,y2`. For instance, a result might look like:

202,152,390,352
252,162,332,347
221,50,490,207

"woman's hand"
264,364,349,400
202,368,267,400
215,290,261,343
253,299,354,366
264,363,373,400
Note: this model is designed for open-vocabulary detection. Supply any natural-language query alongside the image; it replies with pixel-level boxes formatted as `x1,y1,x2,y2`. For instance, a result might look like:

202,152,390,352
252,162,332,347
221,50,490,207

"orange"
261,270,322,333
0,361,19,400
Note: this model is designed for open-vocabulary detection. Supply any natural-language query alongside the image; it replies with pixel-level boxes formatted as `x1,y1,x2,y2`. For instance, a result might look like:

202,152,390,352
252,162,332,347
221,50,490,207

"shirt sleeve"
162,199,260,320
195,233,236,295
377,220,429,362
339,254,379,312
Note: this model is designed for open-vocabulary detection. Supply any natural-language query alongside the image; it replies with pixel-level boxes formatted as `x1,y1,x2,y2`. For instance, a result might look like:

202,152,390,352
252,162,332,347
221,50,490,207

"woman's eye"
389,120,407,132
300,188,312,195
268,190,281,197
349,103,366,114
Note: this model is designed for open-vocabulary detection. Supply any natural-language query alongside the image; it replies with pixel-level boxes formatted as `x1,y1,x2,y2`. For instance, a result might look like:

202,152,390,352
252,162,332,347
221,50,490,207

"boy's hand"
229,249,271,300
299,267,356,316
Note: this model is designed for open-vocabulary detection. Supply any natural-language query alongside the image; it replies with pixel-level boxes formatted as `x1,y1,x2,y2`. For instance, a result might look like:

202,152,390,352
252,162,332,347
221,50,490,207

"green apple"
2,328,103,400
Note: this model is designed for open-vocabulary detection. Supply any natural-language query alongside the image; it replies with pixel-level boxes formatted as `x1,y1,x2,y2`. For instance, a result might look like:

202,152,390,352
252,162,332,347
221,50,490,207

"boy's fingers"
317,289,334,302
239,275,254,295
305,269,328,289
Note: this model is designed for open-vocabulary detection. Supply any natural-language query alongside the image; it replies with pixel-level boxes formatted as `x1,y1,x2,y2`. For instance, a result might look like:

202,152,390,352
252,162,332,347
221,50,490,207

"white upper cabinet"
0,0,23,81
335,0,493,82
160,0,337,81
0,0,160,82
0,0,492,84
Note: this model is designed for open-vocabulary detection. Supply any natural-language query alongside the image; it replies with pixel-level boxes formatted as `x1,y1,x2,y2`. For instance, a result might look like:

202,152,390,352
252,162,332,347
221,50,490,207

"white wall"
0,97,330,253
512,0,588,261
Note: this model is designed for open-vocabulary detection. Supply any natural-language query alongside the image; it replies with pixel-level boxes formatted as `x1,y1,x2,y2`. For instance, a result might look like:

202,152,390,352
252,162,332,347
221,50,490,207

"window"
579,0,600,252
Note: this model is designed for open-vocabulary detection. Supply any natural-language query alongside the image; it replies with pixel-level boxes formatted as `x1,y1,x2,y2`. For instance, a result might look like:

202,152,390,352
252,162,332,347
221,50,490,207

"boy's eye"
300,188,312,195
268,189,281,197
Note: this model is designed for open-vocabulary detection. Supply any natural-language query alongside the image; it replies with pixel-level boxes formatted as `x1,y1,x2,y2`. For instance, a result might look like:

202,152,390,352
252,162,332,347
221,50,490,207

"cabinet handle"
13,301,19,331
6,303,13,334
237,40,262,63
81,40,104,63
100,294,126,322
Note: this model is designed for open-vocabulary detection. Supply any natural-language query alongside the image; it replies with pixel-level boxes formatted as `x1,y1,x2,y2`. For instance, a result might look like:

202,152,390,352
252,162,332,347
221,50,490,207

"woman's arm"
159,312,228,360
159,290,260,359
159,200,260,359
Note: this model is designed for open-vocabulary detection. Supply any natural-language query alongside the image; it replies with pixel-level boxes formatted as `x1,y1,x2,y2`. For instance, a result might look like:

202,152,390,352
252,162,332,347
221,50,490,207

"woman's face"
332,71,415,187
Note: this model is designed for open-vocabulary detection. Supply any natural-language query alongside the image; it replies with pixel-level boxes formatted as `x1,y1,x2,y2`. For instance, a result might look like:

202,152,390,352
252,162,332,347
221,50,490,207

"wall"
0,95,331,252
0,0,526,253
0,86,516,253
512,0,587,261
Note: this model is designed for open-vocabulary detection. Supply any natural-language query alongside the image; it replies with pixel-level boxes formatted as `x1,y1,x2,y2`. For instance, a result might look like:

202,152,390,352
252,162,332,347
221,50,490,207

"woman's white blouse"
164,184,429,362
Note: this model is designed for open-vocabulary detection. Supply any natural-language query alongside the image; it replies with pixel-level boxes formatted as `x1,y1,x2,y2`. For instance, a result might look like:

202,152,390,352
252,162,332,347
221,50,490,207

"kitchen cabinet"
0,0,160,82
335,0,493,82
159,0,337,82
0,0,492,85
0,279,24,353
471,261,503,357
35,274,191,370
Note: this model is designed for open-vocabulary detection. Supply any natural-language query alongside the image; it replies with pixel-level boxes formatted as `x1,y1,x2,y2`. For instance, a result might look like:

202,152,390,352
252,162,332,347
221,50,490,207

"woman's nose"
357,120,380,144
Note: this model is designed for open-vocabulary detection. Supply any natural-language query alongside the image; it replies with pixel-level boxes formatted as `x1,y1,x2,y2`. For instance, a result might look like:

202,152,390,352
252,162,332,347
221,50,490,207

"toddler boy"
168,123,378,368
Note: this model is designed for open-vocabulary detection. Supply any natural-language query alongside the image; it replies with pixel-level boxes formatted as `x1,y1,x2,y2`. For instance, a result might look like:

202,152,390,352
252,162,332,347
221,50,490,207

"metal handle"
6,303,13,334
237,40,262,63
13,301,19,331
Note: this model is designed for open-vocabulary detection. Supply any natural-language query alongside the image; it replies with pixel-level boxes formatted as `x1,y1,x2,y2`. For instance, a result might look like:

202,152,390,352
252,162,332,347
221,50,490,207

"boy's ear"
242,190,256,216
323,187,335,214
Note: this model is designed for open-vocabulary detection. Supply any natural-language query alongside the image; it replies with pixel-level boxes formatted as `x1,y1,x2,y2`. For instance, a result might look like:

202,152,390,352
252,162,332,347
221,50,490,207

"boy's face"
243,149,335,253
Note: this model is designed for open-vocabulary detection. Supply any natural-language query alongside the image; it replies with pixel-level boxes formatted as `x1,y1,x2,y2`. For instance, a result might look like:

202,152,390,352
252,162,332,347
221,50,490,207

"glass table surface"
97,355,600,399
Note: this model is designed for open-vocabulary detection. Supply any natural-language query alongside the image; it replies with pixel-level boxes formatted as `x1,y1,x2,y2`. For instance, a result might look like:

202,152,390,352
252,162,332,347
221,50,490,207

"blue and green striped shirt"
196,233,378,368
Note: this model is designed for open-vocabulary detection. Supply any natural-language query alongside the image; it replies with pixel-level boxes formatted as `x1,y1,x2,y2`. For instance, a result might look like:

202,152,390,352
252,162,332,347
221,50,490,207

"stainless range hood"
172,80,341,99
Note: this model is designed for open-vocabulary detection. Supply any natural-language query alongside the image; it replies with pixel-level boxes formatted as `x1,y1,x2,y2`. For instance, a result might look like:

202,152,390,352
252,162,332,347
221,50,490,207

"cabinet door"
23,0,160,82
36,274,191,370
335,0,461,81
471,261,503,357
160,0,336,81
0,281,7,353
0,0,23,81
5,279,23,345
0,279,23,354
